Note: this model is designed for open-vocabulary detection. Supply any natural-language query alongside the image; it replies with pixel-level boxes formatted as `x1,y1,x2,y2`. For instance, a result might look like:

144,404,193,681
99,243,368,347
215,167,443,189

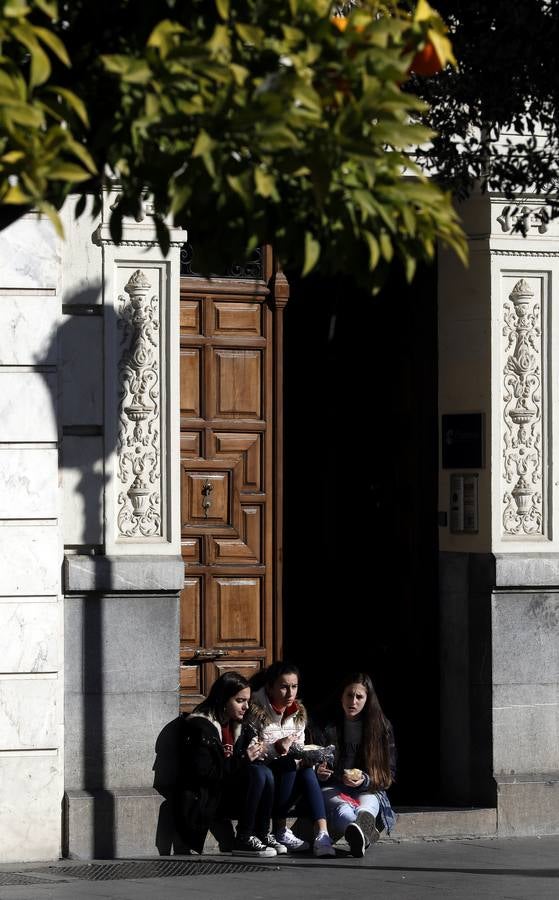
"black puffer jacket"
175,713,246,853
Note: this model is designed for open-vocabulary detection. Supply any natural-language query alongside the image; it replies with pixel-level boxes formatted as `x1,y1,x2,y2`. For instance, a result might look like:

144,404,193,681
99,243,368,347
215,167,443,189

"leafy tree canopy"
412,1,559,201
0,0,468,288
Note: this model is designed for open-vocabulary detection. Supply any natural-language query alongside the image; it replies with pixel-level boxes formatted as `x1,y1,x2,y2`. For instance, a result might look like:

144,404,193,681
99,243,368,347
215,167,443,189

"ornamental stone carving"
116,269,162,537
502,278,543,536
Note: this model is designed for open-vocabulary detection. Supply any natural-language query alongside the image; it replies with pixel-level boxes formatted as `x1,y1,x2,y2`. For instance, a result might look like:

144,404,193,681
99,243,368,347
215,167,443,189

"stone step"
203,806,497,852
387,806,497,841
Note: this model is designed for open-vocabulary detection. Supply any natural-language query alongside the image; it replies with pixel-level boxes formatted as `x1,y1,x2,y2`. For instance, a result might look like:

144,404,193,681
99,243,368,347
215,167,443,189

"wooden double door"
179,250,287,711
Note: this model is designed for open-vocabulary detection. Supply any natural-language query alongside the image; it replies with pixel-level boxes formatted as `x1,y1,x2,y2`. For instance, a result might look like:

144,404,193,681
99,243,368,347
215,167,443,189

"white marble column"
0,213,64,862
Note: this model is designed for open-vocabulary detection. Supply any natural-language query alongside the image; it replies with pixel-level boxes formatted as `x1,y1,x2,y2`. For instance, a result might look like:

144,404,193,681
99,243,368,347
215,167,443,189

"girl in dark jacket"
312,672,397,858
175,671,284,857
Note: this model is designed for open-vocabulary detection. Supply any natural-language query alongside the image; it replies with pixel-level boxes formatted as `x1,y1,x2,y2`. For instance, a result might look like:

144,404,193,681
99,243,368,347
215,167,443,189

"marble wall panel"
0,296,59,364
0,448,58,518
61,315,103,425
62,437,103,545
0,372,57,441
64,593,179,694
0,525,60,595
60,195,103,306
0,676,59,749
493,699,559,774
65,690,178,790
493,592,559,684
0,751,61,862
0,214,59,291
0,601,59,673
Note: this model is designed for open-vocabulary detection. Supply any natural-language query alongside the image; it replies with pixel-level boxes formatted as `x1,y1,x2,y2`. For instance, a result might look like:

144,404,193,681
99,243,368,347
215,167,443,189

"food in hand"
344,768,361,780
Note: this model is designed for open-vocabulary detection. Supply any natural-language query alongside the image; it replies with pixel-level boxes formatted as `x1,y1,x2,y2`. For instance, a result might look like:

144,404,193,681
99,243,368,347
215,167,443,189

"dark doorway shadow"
283,263,440,807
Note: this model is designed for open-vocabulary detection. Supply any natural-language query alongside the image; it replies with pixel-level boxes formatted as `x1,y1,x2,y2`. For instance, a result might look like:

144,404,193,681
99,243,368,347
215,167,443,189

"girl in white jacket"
248,661,335,857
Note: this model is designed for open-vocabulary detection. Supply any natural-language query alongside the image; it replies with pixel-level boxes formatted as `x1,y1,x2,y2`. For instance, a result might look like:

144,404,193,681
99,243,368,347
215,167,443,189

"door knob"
201,479,213,518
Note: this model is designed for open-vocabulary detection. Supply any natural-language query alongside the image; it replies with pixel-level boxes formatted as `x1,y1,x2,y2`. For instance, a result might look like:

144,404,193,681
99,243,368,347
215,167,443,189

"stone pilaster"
63,191,186,858
439,193,559,834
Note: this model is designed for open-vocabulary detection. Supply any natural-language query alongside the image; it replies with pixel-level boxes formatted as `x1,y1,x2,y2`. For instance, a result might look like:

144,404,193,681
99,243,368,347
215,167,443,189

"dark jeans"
270,757,326,822
221,763,274,838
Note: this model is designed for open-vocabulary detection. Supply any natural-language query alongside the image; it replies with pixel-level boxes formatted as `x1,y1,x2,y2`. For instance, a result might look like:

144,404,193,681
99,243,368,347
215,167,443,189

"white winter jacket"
248,686,307,761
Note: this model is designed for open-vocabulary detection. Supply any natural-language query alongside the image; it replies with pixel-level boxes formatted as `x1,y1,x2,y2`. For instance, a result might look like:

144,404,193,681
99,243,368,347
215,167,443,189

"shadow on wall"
38,280,117,858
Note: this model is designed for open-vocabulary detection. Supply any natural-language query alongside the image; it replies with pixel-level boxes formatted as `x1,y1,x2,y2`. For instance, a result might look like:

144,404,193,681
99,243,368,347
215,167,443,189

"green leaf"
281,26,304,43
36,200,64,237
401,203,416,236
101,55,151,83
404,253,417,282
2,182,30,203
33,26,71,67
192,129,216,158
235,23,265,47
47,162,92,183
292,81,322,114
33,0,57,17
147,19,185,57
11,22,51,87
4,1,32,17
207,23,230,56
45,86,90,127
229,63,249,85
226,173,251,207
363,231,380,269
353,189,377,221
0,150,25,164
215,0,229,20
3,102,44,127
254,168,276,198
100,54,130,74
302,231,320,276
379,231,393,262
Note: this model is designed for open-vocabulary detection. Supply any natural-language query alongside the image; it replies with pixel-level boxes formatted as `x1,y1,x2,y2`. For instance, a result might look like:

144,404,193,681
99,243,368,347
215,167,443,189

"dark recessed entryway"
283,263,440,806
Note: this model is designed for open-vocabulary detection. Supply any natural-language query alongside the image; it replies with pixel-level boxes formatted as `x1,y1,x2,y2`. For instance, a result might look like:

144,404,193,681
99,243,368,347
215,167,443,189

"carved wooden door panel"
179,249,287,711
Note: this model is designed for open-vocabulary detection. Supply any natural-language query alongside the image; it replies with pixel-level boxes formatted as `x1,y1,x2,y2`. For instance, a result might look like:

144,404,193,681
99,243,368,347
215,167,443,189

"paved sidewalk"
1,835,558,900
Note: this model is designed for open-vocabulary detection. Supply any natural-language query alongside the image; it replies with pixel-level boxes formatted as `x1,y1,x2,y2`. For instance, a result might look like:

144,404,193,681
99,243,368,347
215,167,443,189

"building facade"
0,190,558,862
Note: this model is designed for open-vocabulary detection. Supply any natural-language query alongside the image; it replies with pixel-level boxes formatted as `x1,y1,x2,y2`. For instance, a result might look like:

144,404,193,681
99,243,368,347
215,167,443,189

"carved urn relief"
116,268,162,538
502,278,543,536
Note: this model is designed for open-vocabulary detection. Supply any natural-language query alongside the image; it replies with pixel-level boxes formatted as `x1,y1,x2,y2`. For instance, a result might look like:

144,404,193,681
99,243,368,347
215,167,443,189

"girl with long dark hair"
248,661,335,857
176,671,285,857
313,672,396,858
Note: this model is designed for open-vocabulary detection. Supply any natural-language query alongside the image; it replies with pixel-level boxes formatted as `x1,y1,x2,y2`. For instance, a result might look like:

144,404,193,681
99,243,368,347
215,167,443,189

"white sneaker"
232,834,277,857
344,822,366,858
313,831,335,858
259,833,288,855
274,827,309,852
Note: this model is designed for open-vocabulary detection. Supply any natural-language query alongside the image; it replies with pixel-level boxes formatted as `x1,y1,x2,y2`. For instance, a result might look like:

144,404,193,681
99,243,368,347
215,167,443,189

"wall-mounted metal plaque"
442,413,484,469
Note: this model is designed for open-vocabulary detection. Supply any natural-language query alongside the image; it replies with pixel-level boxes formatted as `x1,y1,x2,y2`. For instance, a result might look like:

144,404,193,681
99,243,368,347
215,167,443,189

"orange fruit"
409,40,443,76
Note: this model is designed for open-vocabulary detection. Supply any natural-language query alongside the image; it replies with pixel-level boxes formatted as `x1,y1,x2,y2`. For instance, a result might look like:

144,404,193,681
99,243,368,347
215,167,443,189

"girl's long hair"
194,671,249,722
339,672,393,790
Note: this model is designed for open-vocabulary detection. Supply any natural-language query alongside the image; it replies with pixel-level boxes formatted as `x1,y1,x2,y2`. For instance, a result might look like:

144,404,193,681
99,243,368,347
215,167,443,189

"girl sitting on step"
175,671,285,858
311,671,397,858
248,661,336,857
